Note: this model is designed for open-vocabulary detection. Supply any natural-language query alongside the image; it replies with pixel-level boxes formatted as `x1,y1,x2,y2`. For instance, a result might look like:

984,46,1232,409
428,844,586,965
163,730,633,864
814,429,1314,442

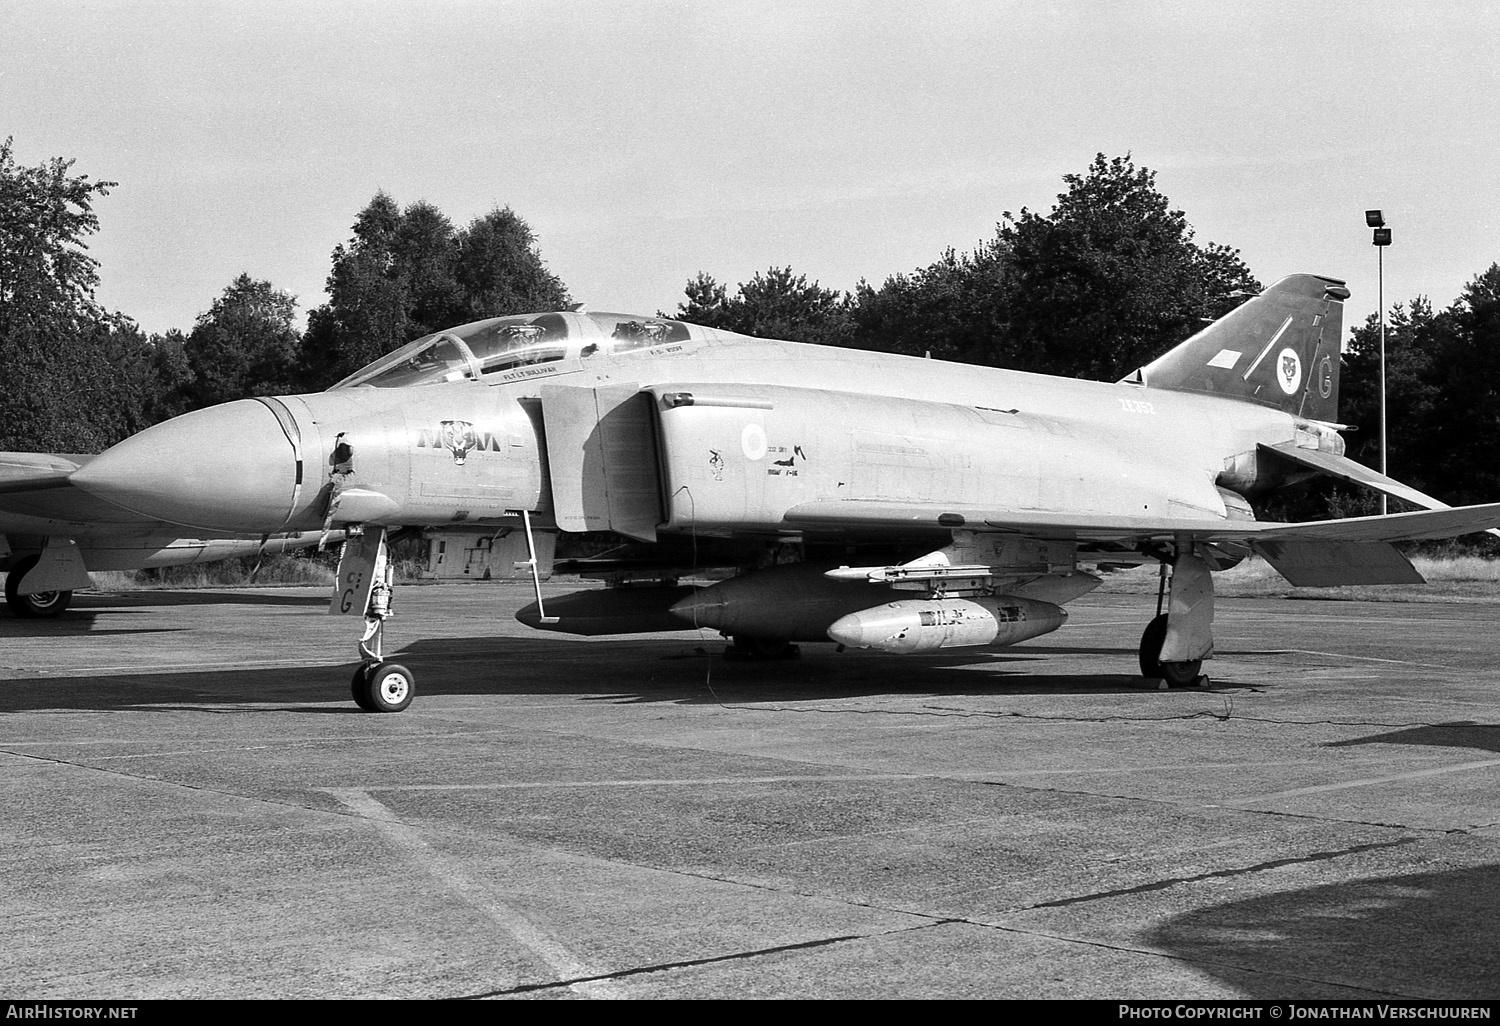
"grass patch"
89,553,338,591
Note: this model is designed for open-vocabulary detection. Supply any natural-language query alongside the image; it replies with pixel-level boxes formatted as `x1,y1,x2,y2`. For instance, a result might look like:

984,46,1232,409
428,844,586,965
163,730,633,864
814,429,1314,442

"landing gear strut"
340,528,414,712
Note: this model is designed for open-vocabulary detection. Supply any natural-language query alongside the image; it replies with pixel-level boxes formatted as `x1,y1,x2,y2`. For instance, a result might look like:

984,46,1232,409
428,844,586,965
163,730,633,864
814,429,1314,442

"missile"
669,563,902,641
827,596,1066,654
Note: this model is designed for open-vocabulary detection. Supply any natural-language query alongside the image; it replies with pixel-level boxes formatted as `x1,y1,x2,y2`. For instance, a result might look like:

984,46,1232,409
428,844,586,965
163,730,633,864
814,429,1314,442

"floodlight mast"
1367,210,1391,515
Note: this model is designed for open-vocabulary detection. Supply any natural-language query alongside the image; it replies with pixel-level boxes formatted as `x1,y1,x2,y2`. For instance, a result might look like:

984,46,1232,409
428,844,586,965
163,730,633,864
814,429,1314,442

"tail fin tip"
1132,273,1347,421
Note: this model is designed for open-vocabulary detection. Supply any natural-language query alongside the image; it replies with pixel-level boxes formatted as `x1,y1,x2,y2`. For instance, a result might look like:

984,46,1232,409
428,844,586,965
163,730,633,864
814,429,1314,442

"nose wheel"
351,661,415,713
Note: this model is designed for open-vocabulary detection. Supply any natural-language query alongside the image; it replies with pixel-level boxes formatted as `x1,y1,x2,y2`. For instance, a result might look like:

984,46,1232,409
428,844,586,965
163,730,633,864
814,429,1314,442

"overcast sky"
3,0,1497,344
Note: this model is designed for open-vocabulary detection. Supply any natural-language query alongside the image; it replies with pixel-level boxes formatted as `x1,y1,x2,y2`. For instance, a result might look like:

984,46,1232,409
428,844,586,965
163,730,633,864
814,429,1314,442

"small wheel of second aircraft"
1138,613,1202,687
357,662,415,713
5,556,72,619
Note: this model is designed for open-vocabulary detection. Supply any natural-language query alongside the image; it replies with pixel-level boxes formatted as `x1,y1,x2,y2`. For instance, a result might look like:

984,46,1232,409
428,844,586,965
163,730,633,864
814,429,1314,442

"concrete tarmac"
2,581,1498,1000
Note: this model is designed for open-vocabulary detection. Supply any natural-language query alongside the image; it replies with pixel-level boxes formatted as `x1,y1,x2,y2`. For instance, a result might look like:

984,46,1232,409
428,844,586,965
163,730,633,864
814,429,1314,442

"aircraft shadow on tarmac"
0,592,328,637
1149,864,1500,998
0,613,188,638
71,590,331,609
0,633,1236,713
1327,722,1500,756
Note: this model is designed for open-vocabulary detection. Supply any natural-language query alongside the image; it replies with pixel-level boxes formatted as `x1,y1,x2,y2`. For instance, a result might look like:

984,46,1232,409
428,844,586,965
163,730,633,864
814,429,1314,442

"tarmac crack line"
455,919,961,998
325,787,625,1000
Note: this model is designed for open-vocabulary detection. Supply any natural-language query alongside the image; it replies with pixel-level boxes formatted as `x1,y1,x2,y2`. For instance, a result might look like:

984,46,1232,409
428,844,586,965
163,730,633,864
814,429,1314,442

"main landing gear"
1137,549,1213,688
4,556,72,619
1138,613,1203,687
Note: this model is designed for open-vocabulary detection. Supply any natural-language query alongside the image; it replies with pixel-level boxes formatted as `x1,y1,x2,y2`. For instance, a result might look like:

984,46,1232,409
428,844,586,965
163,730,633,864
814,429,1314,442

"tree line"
3,140,1497,519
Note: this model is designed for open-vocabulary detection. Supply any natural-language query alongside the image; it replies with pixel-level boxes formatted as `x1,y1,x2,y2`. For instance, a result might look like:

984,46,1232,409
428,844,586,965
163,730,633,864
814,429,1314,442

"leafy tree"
993,153,1260,379
394,200,463,336
1340,298,1448,494
850,240,1009,362
673,266,855,348
184,274,301,408
1425,265,1500,506
135,329,195,426
675,271,733,328
301,192,413,386
0,138,137,450
840,155,1258,377
1299,266,1500,525
302,194,569,388
455,207,569,322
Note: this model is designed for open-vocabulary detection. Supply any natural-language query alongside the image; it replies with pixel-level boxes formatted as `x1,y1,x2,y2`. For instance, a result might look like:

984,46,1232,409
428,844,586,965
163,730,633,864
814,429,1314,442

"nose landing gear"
337,527,415,712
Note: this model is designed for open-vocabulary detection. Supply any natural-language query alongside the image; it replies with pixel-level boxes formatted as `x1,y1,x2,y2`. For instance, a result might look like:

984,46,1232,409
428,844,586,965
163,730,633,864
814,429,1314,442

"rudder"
1125,274,1349,422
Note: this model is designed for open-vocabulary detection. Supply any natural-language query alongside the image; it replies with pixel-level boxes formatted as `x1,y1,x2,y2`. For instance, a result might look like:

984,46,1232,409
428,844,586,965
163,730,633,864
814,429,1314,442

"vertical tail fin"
1126,274,1349,422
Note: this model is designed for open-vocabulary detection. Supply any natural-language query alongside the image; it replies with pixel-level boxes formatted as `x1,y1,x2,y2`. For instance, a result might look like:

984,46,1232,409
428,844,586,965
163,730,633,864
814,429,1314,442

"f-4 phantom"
60,274,1500,711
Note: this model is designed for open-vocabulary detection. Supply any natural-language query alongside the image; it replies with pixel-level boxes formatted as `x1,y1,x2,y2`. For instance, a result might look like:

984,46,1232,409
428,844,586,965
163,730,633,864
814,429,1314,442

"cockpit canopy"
331,311,700,389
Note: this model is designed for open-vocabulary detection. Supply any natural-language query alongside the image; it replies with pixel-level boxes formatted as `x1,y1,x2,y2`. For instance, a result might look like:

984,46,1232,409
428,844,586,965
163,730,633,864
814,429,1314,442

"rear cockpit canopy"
331,311,708,389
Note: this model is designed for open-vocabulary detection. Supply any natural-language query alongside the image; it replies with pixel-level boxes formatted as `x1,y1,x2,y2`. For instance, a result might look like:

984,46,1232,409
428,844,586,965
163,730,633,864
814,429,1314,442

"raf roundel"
741,423,768,461
1276,348,1303,396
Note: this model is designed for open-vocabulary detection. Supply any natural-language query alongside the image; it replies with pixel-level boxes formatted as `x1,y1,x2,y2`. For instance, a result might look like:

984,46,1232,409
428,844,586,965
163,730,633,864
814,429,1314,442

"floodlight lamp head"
1365,209,1385,228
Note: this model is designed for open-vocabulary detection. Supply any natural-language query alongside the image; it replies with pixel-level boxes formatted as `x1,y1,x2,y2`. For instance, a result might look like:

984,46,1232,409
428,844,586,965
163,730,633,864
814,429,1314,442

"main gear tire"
5,556,72,619
1138,613,1202,687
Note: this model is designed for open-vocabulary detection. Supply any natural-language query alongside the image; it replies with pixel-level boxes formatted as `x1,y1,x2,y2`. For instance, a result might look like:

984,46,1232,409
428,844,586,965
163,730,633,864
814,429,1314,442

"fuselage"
67,312,1331,542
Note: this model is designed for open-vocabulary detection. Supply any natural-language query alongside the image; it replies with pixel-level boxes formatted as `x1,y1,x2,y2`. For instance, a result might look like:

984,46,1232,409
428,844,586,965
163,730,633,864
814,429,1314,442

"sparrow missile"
827,596,1066,654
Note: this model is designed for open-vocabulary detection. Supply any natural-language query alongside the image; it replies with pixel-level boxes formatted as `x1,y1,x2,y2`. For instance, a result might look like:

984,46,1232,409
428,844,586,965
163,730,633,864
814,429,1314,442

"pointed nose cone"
668,590,728,630
72,399,302,532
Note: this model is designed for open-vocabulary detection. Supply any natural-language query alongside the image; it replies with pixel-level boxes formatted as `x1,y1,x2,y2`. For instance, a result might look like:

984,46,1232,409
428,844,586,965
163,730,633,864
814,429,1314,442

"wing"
0,452,176,531
0,452,85,495
784,498,1500,542
784,499,1500,587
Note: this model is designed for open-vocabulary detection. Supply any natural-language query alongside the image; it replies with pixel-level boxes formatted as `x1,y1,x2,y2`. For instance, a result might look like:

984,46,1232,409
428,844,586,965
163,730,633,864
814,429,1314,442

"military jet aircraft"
59,274,1500,712
1,451,328,618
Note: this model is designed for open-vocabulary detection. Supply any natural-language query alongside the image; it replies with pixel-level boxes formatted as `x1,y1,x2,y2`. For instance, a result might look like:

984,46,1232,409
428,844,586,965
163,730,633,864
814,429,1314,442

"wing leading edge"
783,499,1500,586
